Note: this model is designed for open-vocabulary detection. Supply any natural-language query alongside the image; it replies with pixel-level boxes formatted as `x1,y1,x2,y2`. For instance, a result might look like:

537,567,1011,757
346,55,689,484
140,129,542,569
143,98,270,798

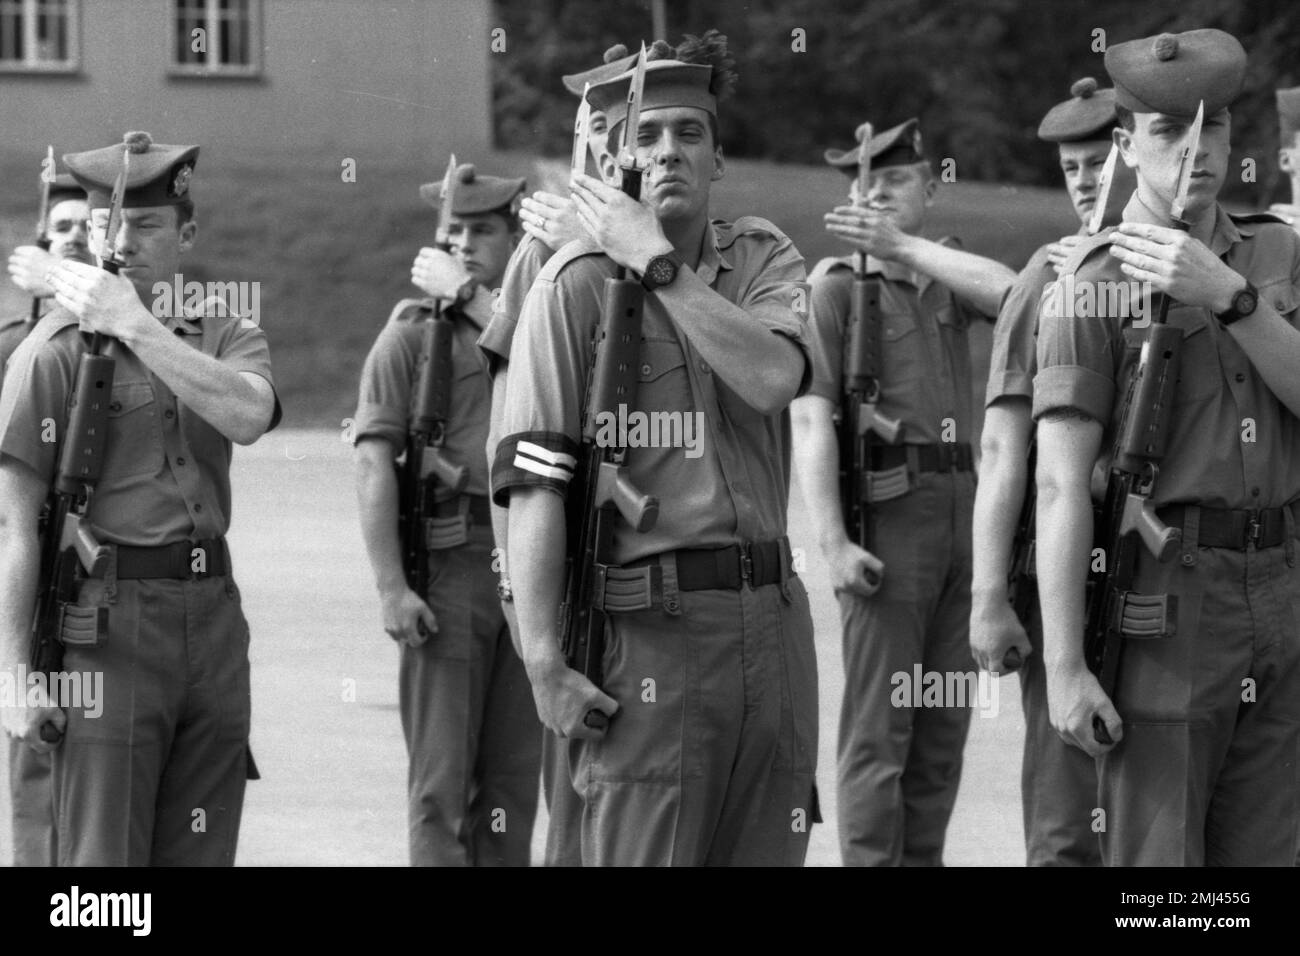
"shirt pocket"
1170,311,1219,406
878,308,923,391
1257,276,1297,320
102,380,165,480
635,336,691,415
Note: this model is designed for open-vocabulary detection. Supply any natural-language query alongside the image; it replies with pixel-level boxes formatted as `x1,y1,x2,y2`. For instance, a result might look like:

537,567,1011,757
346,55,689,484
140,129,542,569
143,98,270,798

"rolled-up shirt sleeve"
1032,275,1119,423
354,310,419,454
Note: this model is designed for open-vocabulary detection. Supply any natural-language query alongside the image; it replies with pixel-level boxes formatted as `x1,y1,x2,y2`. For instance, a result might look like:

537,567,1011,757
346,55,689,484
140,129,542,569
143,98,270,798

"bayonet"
436,152,458,249
571,86,591,176
35,145,55,239
1088,144,1122,235
618,43,648,174
1169,100,1204,227
855,122,873,212
99,148,130,269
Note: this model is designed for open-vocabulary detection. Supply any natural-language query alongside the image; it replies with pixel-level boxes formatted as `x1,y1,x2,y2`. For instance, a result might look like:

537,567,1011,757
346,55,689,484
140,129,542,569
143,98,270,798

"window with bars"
0,0,79,72
169,0,261,77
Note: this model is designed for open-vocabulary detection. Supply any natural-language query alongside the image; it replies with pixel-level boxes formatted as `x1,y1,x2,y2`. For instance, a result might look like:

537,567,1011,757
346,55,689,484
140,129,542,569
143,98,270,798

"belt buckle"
738,542,754,588
1246,511,1262,549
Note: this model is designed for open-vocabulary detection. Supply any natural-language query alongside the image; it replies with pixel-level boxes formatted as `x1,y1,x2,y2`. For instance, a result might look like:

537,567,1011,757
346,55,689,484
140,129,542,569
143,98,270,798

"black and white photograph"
0,0,1297,929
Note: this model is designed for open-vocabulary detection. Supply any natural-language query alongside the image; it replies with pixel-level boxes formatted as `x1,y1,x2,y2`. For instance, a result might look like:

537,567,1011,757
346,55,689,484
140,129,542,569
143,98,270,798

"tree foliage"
491,0,1300,200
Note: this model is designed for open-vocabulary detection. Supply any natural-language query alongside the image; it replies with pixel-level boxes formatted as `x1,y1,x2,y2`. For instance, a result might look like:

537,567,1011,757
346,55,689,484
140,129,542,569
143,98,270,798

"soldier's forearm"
656,269,805,415
0,519,40,670
354,443,407,597
506,487,567,674
971,403,1032,602
121,319,275,444
895,236,1016,317
791,397,850,554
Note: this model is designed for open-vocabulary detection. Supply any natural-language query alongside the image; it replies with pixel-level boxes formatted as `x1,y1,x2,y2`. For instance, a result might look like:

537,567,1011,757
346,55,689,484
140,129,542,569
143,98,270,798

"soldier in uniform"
1,170,91,867
969,79,1117,866
792,119,1015,866
0,131,279,866
1035,29,1300,865
1271,86,1300,232
354,162,542,866
3,173,91,372
494,41,820,866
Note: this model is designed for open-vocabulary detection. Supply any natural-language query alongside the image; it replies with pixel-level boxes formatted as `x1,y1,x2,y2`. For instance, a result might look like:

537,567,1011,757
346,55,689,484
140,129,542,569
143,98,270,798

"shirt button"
1251,487,1260,497
109,401,121,412
1235,372,1245,383
176,456,186,466
165,409,175,419
194,503,203,512
698,360,710,374
640,363,652,376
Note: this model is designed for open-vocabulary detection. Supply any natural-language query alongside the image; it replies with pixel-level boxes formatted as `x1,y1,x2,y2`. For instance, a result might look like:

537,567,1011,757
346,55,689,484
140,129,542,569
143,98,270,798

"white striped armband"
491,431,579,506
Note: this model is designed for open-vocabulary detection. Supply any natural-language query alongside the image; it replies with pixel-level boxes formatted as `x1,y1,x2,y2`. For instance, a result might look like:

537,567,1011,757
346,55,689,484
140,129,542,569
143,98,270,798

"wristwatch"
1215,281,1259,326
641,250,683,292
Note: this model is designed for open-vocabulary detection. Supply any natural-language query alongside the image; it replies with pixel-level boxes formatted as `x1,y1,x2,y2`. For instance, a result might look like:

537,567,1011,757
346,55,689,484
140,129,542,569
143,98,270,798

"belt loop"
1178,505,1200,568
659,551,682,616
905,445,920,488
777,537,793,604
1285,504,1297,568
102,543,119,604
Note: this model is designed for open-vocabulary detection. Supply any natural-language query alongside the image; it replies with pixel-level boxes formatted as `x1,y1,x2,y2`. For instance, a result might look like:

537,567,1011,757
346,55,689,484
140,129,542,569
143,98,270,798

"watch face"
1236,289,1258,316
648,256,677,287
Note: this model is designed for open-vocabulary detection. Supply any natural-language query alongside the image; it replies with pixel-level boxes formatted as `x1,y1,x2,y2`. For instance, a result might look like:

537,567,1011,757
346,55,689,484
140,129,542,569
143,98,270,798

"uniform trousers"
564,571,817,866
1018,600,1101,865
54,573,251,866
837,471,975,866
1099,538,1300,866
401,526,542,866
7,740,56,866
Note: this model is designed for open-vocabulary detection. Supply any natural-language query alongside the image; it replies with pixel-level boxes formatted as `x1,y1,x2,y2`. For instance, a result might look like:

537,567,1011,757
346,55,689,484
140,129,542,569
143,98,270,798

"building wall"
0,0,491,169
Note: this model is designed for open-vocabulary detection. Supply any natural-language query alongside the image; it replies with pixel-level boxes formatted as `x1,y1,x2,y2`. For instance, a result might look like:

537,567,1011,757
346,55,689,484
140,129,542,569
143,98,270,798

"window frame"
0,0,81,75
165,0,262,79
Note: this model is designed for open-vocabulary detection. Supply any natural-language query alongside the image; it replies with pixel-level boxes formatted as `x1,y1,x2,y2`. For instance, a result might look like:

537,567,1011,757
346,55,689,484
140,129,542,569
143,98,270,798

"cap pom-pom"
676,29,737,102
854,123,873,144
603,43,628,64
457,163,476,183
647,39,674,61
123,131,153,154
1070,77,1097,99
1152,34,1178,61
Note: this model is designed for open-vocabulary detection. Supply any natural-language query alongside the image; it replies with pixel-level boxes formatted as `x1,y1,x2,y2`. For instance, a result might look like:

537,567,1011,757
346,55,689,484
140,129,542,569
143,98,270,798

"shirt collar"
695,221,733,286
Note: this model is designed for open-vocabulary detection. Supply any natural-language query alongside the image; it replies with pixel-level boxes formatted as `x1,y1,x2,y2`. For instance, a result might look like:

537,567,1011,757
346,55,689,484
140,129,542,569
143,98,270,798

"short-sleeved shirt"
353,288,494,497
985,231,1086,408
805,243,989,445
1033,195,1300,511
492,217,809,563
478,234,554,372
0,310,41,381
0,307,280,547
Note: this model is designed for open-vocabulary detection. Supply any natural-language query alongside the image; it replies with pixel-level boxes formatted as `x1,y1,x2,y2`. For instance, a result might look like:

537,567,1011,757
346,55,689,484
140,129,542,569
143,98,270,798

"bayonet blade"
619,43,648,171
856,123,873,209
571,86,592,176
35,145,55,238
1169,100,1204,226
100,148,130,266
437,152,458,248
1087,144,1120,235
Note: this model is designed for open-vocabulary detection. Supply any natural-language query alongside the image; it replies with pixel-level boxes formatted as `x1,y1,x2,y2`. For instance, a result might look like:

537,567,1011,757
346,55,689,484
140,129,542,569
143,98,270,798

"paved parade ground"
2,428,1027,867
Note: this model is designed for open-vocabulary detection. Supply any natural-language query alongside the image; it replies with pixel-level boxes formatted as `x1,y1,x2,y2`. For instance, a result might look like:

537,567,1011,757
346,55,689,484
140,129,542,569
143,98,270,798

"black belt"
869,442,973,473
672,539,790,590
430,494,491,524
1158,503,1300,550
605,537,792,612
111,538,229,579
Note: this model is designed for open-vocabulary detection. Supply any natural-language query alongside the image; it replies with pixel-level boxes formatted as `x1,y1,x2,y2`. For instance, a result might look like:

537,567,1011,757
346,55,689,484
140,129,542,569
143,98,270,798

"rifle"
28,146,56,326
839,122,903,587
398,154,470,602
1084,102,1204,744
559,45,658,729
29,147,131,742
